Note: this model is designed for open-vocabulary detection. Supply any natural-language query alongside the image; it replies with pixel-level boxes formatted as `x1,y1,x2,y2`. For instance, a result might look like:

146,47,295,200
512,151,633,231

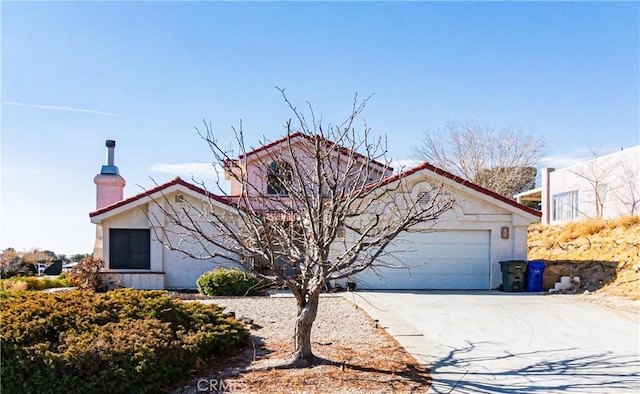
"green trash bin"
499,260,528,292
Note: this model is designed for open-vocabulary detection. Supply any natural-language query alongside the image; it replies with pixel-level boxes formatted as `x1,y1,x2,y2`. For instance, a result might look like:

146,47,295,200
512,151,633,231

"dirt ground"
170,296,431,394
528,216,640,300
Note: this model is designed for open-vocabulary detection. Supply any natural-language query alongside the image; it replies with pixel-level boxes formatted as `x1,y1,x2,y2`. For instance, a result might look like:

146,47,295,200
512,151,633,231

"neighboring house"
515,146,640,225
90,137,540,290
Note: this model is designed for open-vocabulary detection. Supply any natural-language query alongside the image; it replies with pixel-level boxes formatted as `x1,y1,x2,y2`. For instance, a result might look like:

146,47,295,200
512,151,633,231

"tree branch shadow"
421,341,640,393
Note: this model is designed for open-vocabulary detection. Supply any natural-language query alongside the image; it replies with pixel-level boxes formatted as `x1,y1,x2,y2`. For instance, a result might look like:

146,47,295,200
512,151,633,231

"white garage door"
354,230,491,290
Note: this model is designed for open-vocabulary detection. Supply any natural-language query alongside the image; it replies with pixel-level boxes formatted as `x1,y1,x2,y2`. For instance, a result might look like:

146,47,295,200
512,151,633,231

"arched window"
267,161,293,195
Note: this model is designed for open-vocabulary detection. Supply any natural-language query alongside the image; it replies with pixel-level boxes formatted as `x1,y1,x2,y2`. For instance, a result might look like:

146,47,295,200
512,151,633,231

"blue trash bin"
525,260,546,292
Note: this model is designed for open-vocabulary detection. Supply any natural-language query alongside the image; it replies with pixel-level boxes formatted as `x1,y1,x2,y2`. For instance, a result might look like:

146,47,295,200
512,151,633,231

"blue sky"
1,1,639,255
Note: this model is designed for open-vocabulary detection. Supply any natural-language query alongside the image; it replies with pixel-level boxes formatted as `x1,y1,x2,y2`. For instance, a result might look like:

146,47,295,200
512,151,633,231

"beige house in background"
515,145,640,225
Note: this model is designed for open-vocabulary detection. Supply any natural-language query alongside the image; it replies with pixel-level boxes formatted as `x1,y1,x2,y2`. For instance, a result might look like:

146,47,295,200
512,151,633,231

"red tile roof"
89,177,232,218
90,164,540,219
238,131,391,171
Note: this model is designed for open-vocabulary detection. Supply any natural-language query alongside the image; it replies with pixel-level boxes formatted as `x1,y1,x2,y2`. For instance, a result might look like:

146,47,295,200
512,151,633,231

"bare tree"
569,149,617,219
414,120,544,198
570,148,640,219
615,162,639,216
147,90,455,368
0,248,20,278
0,248,55,277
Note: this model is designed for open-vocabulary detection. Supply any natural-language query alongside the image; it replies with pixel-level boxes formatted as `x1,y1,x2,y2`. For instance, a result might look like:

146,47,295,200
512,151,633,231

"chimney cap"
100,139,120,175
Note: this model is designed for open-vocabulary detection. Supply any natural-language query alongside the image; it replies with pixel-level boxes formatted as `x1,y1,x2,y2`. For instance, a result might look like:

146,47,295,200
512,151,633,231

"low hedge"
197,268,260,296
1,289,248,394
0,275,69,292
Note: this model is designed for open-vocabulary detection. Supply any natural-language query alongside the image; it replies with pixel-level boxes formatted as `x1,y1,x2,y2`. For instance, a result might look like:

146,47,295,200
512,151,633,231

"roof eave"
375,162,542,218
89,177,233,221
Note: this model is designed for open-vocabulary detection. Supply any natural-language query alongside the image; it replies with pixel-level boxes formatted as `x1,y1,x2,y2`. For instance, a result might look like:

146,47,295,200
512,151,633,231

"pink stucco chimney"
94,140,126,209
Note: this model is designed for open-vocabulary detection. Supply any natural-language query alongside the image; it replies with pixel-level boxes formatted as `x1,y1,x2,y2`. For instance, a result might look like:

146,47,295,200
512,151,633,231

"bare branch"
414,120,544,198
146,91,455,366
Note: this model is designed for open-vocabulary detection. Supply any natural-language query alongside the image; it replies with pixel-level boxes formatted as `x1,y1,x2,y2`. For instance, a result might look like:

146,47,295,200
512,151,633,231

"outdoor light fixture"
501,226,510,239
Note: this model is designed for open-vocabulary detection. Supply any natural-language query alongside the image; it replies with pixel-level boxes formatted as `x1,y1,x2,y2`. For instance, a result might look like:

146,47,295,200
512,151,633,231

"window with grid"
267,161,293,195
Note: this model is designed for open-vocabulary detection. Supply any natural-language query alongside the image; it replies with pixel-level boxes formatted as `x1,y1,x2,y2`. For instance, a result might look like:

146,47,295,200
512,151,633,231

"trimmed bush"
197,268,260,296
1,289,248,394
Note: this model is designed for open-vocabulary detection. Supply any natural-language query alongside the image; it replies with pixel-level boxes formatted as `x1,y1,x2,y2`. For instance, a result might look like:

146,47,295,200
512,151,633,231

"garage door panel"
356,270,487,290
355,230,491,290
396,244,489,259
393,245,489,259
400,230,490,245
399,258,488,274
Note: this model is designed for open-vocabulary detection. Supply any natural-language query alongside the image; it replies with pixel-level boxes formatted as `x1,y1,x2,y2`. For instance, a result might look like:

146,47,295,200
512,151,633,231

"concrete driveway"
346,291,639,393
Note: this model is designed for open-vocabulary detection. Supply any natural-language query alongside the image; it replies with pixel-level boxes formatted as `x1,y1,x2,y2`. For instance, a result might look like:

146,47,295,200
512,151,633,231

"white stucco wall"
93,172,538,290
545,146,640,224
329,176,538,290
100,207,149,269
160,194,241,289
107,272,165,290
417,191,533,289
93,190,239,290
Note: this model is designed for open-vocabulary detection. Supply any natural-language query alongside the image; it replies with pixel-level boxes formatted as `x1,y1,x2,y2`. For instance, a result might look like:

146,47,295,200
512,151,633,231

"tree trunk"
289,289,321,366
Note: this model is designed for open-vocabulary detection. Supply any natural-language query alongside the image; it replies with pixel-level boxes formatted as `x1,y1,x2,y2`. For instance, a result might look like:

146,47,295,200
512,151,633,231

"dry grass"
528,215,640,299
0,280,28,292
219,336,430,393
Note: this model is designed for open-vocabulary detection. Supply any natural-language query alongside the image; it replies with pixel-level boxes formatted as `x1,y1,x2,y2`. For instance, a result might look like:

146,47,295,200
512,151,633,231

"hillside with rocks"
527,216,640,300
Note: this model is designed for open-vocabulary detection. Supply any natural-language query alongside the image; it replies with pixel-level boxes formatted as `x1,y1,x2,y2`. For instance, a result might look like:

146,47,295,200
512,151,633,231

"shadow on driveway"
348,291,640,394
419,341,640,393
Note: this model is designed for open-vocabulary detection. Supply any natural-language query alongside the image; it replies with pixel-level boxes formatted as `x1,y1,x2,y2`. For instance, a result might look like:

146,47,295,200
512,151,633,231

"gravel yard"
200,295,376,344
171,295,431,393
551,292,640,314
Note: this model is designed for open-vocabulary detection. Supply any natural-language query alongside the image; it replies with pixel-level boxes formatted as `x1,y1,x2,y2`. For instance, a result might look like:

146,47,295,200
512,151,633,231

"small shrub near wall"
197,268,260,296
68,257,107,291
0,289,249,394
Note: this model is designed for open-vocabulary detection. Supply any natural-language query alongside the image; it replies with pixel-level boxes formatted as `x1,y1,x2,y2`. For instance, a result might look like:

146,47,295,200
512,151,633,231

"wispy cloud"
539,154,589,169
3,101,190,125
150,162,230,194
31,104,127,118
539,146,623,169
390,159,423,173
150,162,226,180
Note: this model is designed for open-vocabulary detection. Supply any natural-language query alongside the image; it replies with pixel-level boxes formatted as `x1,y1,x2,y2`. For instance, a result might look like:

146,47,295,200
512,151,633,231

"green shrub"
1,289,248,394
0,275,69,292
197,268,260,296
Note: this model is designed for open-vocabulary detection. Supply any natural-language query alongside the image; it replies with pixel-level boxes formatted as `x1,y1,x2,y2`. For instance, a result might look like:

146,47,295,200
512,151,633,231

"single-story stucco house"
90,137,541,290
515,145,639,225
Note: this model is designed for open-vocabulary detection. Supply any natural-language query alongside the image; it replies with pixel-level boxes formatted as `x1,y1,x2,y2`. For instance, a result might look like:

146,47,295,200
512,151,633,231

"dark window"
267,161,293,195
109,229,150,269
